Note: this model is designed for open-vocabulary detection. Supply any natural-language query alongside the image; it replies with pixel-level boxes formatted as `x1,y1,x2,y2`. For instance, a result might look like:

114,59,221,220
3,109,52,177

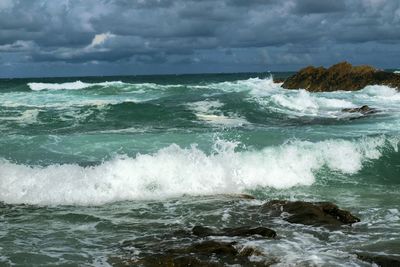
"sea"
0,72,399,266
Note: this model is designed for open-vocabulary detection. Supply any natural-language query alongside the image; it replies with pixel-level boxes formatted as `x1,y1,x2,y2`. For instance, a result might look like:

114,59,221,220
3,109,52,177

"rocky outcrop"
192,225,276,238
282,62,400,92
262,200,360,227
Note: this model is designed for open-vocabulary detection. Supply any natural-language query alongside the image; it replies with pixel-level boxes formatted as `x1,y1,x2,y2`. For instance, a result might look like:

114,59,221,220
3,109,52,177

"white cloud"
89,32,115,48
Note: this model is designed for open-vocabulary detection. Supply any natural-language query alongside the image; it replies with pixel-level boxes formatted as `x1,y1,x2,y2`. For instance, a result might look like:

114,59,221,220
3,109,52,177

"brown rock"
185,240,238,256
273,78,286,83
262,200,360,227
282,62,400,92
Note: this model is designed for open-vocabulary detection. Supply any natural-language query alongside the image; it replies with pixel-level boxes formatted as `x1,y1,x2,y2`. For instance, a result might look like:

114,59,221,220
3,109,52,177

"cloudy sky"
0,0,400,77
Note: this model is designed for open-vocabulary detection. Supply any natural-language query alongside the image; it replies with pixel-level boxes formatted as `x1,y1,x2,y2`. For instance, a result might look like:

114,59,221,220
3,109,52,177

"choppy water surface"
0,73,399,266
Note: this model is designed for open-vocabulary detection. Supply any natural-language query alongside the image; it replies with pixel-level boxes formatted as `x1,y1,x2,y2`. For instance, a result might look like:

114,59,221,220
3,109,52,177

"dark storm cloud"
0,0,400,77
293,0,346,14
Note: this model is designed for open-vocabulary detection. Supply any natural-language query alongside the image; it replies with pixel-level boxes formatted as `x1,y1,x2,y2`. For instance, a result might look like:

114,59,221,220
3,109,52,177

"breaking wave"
27,81,125,91
0,136,397,205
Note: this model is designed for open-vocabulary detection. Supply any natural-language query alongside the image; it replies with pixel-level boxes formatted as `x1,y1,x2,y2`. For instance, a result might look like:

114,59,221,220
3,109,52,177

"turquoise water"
0,73,399,266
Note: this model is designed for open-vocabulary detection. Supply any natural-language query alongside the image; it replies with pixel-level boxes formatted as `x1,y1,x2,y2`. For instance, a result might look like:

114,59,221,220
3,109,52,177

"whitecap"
27,81,125,91
0,136,396,205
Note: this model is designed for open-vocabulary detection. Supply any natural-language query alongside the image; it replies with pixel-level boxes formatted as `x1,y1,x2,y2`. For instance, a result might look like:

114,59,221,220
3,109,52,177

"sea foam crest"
0,136,396,205
28,81,125,91
226,77,400,117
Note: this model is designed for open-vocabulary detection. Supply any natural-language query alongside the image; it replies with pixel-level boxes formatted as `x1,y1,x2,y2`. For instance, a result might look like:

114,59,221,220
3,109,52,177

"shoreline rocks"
112,199,362,266
282,62,400,92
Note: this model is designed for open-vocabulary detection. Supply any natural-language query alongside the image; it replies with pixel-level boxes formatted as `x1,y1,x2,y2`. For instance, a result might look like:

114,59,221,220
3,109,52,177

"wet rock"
220,193,256,200
223,227,276,238
192,226,276,238
118,240,274,267
273,78,285,83
183,240,238,256
342,105,377,115
192,226,216,237
262,200,360,227
282,62,400,92
237,193,257,200
117,254,221,267
356,253,400,267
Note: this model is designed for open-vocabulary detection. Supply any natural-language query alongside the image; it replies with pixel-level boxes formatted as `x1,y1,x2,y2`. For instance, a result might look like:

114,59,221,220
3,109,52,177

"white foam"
206,77,282,96
215,77,400,118
19,109,40,124
188,100,224,114
0,109,40,124
394,70,400,74
270,90,356,117
195,113,248,127
0,136,395,206
28,81,125,91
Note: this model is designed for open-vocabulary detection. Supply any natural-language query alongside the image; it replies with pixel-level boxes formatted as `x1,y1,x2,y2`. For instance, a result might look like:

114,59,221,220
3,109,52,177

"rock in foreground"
114,241,276,267
262,200,360,227
192,225,276,238
356,253,400,267
282,62,400,92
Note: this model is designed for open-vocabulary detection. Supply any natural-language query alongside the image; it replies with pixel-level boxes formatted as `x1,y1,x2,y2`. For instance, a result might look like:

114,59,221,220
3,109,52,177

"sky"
0,0,400,77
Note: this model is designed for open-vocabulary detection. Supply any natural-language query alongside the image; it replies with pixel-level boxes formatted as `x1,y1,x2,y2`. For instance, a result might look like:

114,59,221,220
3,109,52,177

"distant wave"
0,136,397,205
18,77,400,119
394,70,400,74
27,81,125,91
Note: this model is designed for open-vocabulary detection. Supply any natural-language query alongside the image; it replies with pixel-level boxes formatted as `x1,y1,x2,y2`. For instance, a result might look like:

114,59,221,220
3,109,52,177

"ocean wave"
11,77,400,122
270,90,356,117
0,136,397,205
187,100,248,127
205,77,282,95
27,80,126,91
222,77,400,118
26,80,189,91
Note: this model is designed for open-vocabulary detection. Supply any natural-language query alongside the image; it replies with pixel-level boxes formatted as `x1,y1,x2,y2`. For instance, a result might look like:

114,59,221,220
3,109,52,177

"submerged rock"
262,200,360,227
342,105,377,115
192,225,276,238
282,62,400,92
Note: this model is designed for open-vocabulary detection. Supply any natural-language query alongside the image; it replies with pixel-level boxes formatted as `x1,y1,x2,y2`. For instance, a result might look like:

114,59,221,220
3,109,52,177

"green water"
0,73,399,266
